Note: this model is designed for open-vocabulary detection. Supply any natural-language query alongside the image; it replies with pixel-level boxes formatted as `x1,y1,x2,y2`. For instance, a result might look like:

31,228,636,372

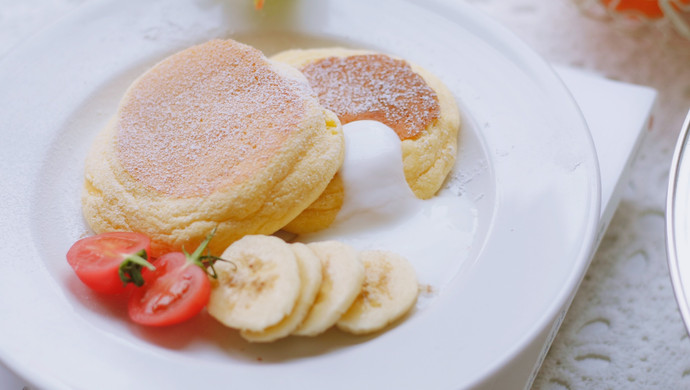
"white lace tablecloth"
2,1,689,388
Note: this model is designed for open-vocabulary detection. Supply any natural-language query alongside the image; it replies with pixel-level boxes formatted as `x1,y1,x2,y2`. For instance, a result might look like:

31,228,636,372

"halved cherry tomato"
66,232,152,294
127,232,219,326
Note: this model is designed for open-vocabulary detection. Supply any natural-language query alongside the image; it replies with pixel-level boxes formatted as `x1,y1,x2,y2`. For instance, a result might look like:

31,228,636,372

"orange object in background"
601,0,690,18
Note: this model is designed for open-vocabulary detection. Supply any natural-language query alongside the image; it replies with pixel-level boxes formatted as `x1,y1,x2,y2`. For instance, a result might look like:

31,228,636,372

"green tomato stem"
182,227,230,279
118,249,155,287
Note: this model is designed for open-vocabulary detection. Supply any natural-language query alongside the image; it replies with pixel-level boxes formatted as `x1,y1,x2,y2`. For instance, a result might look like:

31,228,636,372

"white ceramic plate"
0,0,600,389
666,109,690,336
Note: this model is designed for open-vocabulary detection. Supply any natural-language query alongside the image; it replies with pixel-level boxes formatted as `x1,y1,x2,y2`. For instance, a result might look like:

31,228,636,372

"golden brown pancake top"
116,40,309,198
300,54,440,140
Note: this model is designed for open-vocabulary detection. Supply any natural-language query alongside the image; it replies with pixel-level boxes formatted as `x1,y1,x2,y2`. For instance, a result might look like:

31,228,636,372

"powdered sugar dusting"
116,39,310,197
300,54,440,140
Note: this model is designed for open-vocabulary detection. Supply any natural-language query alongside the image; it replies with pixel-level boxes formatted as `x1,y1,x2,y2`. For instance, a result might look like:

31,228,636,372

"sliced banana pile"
207,235,419,342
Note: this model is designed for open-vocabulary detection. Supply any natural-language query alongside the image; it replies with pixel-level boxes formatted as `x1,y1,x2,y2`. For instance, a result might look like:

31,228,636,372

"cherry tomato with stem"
128,230,225,326
66,232,154,294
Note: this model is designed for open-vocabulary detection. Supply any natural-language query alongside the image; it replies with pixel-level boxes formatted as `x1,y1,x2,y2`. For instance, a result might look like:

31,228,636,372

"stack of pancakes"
82,39,459,255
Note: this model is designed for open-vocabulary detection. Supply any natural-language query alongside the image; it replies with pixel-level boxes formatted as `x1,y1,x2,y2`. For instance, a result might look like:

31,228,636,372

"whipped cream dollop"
301,120,477,290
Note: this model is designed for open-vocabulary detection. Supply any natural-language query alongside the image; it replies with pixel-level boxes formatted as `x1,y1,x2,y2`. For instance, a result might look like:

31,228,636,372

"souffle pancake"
274,48,461,233
82,39,344,256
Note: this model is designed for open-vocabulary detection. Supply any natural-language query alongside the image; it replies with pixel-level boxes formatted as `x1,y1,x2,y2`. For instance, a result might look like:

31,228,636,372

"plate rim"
421,0,600,385
666,109,690,336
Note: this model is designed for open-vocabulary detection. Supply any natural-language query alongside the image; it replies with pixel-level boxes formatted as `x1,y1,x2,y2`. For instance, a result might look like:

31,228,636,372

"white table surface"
1,1,689,389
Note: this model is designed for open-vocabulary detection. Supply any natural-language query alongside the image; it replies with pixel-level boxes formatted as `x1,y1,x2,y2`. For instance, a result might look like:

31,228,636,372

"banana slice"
293,241,364,336
207,235,301,332
240,243,323,342
337,250,418,335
